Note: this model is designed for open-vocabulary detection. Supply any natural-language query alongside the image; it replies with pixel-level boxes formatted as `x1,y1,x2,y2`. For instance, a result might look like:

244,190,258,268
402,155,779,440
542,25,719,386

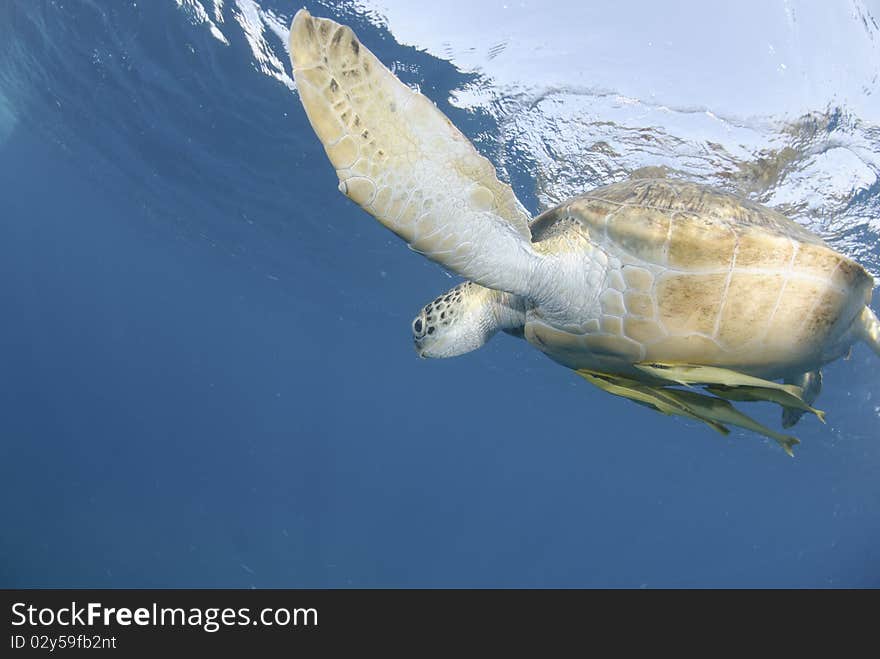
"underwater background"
1,0,879,587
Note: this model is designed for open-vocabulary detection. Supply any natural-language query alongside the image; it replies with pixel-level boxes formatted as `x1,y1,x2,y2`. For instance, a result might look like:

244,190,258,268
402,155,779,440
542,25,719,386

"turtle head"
412,282,525,358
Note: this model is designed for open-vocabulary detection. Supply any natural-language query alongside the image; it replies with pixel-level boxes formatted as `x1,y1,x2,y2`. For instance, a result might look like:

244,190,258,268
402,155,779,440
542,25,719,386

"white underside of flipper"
289,10,542,297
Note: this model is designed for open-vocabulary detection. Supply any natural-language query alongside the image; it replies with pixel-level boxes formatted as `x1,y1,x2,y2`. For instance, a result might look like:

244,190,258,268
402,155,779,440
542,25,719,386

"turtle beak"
414,335,430,358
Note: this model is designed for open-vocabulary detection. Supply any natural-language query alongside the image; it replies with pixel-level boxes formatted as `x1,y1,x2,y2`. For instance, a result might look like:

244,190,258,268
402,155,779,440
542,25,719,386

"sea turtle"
288,10,880,454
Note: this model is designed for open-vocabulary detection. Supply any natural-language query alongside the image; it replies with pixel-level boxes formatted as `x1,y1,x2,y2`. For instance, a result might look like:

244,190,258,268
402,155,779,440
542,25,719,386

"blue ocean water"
1,0,879,587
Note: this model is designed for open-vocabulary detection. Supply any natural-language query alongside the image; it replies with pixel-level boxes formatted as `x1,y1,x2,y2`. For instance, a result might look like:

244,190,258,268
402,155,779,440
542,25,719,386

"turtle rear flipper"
858,306,880,358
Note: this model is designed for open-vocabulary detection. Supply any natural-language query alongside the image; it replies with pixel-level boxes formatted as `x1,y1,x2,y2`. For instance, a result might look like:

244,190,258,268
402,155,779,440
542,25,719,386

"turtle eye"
413,318,423,335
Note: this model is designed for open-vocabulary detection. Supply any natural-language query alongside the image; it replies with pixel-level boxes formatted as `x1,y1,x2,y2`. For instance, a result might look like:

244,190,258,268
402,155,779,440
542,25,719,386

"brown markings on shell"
735,230,793,269
716,273,784,349
801,287,847,344
656,273,727,335
580,178,826,245
667,215,736,270
562,179,837,274
604,207,671,264
765,278,826,350
794,243,872,297
793,244,841,282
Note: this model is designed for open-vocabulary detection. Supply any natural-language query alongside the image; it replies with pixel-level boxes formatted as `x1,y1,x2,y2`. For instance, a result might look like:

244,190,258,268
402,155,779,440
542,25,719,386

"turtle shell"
525,178,873,377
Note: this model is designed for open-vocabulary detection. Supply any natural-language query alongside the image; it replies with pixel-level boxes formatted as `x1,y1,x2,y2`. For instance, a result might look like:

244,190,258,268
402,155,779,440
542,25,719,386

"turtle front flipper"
289,10,540,298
